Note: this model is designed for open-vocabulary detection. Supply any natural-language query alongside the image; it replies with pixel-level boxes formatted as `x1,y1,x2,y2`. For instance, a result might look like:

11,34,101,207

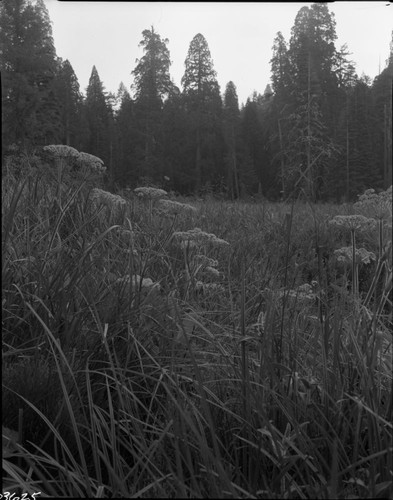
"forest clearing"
1,0,392,497
2,150,392,498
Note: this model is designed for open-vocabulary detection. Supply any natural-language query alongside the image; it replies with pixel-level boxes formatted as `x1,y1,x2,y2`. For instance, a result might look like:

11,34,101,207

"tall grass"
2,153,392,498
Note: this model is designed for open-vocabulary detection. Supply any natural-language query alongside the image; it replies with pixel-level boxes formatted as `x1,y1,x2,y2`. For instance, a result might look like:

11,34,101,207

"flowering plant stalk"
329,214,377,299
351,228,358,298
134,187,167,222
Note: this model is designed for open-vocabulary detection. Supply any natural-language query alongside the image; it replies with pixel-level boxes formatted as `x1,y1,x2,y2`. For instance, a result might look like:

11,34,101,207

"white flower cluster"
156,199,197,215
328,214,377,232
355,186,392,220
43,144,80,158
195,281,225,293
43,145,106,175
134,187,168,199
173,228,230,247
334,246,376,265
194,255,219,267
77,151,106,174
276,283,316,306
90,188,126,211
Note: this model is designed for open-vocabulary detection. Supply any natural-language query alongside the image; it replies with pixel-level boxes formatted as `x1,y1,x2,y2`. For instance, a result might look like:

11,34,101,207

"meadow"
2,148,392,499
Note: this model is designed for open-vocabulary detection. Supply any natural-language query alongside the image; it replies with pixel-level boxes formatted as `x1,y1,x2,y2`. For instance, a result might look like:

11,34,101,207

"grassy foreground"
2,152,392,498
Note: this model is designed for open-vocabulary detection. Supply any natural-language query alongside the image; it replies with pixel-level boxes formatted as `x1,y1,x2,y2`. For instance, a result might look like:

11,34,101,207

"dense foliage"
1,0,392,198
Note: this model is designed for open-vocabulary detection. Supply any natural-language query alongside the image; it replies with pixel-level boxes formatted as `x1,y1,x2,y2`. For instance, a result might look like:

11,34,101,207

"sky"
44,1,392,106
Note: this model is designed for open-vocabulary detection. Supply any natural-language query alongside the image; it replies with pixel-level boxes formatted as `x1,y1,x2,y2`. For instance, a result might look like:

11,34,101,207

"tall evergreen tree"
131,26,172,182
181,33,223,192
113,82,139,187
223,81,240,198
269,32,292,197
54,58,83,148
161,86,193,192
0,0,61,148
84,65,113,167
240,97,263,195
372,33,393,189
284,3,340,200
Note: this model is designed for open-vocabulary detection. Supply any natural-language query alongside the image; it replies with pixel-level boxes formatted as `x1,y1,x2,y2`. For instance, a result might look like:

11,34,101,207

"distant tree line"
1,0,392,200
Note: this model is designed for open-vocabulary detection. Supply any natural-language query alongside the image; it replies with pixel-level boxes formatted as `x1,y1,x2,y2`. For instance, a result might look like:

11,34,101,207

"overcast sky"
44,1,392,106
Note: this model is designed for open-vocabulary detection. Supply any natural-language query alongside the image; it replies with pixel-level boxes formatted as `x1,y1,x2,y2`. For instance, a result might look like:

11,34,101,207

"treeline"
1,0,392,200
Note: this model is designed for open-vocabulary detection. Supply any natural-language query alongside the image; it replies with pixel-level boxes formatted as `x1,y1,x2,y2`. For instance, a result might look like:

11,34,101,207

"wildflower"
354,186,392,220
173,228,229,247
156,199,197,215
43,144,80,159
195,281,225,293
328,214,377,232
210,236,230,247
334,246,376,265
173,228,214,243
90,188,126,210
277,283,316,306
288,284,316,304
194,255,218,267
77,151,106,174
180,240,198,250
134,187,167,199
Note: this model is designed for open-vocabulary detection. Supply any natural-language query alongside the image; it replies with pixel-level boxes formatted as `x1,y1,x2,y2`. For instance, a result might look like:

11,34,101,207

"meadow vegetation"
2,150,392,498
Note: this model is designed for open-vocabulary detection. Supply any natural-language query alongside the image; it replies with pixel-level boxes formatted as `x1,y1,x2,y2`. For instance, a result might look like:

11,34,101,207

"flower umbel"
90,188,126,210
329,214,377,232
354,186,392,220
334,246,376,265
134,187,168,199
173,228,229,247
156,199,197,215
43,144,80,159
77,151,106,174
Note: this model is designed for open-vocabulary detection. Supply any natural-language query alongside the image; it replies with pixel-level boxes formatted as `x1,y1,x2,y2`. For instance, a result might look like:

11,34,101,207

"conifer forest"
2,0,392,199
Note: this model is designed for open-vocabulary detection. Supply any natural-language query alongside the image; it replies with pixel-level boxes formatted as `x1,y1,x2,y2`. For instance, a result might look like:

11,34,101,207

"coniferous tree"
83,65,113,167
372,33,393,189
113,82,139,187
161,86,193,192
182,33,223,192
131,26,172,183
284,3,340,200
223,81,241,198
240,96,263,195
269,32,292,197
54,58,83,148
0,0,61,149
